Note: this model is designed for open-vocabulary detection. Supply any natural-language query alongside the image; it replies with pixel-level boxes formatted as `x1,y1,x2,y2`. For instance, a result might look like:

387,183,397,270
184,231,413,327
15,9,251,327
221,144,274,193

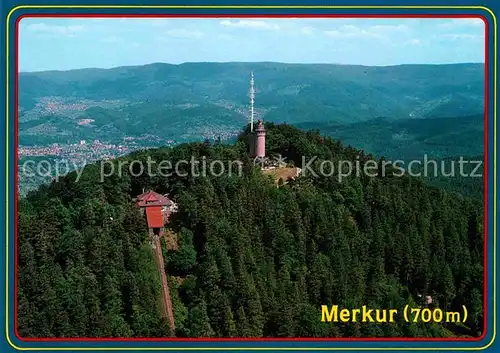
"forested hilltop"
18,123,483,338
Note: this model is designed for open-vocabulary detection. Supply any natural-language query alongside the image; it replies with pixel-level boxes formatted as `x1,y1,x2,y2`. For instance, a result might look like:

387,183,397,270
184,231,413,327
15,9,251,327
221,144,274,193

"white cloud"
443,33,484,40
85,19,107,23
369,24,409,32
101,36,123,43
439,18,485,29
429,32,484,43
301,26,315,35
107,18,169,27
220,20,280,30
162,29,204,39
462,18,485,26
24,22,85,36
324,25,382,39
323,23,410,41
409,38,421,45
146,19,170,27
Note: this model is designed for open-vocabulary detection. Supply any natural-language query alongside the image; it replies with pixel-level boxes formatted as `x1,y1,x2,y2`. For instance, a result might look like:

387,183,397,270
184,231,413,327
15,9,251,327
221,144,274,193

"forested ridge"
18,123,484,338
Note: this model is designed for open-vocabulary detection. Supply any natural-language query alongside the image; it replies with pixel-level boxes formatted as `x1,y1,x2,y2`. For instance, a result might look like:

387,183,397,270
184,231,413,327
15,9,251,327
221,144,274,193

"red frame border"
13,13,490,343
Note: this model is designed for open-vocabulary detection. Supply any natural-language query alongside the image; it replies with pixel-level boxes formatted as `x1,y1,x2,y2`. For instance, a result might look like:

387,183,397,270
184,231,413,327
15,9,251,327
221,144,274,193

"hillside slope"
297,114,484,160
18,124,483,338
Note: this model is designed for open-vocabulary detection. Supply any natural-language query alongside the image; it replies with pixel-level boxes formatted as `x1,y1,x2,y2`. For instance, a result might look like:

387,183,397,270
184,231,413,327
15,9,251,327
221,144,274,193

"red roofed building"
135,190,176,232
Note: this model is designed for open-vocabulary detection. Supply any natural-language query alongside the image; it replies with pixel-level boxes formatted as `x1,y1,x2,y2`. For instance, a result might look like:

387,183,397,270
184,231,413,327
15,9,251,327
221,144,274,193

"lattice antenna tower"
250,71,255,132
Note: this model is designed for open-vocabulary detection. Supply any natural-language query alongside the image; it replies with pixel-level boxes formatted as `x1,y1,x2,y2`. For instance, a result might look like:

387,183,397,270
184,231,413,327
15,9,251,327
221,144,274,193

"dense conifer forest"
18,124,484,338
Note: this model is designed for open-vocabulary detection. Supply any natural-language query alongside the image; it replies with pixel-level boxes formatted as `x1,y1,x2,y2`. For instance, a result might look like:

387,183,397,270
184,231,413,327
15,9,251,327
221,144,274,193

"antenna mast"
250,71,255,132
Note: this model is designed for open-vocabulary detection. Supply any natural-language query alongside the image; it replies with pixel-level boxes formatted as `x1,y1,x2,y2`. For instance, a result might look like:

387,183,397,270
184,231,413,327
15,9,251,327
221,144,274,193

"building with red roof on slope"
134,190,177,332
134,190,177,231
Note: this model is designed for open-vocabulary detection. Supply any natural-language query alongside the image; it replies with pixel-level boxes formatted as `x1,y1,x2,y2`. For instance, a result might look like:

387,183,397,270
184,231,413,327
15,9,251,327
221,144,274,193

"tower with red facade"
255,120,266,158
248,72,266,159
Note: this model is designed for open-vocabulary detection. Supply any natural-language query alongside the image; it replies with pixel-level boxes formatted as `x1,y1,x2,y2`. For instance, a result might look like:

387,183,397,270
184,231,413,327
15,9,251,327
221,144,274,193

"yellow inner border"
5,5,497,351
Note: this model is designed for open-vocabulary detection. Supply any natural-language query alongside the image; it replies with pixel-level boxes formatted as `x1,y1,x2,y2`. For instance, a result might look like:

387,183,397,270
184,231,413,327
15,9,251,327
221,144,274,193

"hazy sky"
19,17,485,72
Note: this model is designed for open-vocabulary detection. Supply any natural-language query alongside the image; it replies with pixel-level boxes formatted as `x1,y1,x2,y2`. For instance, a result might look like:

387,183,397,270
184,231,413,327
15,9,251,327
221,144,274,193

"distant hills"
19,62,484,146
18,62,485,199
